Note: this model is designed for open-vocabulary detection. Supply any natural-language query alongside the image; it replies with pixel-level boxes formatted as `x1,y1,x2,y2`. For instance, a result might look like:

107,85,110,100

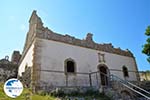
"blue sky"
0,0,149,71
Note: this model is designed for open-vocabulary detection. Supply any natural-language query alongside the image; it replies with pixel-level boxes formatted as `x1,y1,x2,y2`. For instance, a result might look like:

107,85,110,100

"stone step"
139,81,150,92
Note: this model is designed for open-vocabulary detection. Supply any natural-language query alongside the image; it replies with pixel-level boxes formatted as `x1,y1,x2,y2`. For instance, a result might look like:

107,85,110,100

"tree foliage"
142,26,150,63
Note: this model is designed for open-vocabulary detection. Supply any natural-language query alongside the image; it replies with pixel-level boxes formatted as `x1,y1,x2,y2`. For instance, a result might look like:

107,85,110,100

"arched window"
122,66,129,77
64,58,76,74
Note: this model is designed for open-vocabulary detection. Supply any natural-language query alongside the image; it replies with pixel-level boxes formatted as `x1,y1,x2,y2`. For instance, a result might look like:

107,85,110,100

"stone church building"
18,11,139,90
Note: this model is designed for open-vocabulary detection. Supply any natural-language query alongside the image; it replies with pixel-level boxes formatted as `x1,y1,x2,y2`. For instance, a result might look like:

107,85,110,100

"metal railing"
35,69,111,89
110,74,150,100
25,69,150,99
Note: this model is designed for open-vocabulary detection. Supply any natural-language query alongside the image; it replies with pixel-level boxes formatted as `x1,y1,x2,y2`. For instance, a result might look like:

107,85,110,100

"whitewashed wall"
18,43,34,76
37,38,137,87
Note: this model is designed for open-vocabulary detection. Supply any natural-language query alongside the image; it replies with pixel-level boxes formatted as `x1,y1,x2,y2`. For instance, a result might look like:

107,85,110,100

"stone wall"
36,27,134,58
11,51,21,65
139,71,150,81
35,38,138,88
21,67,31,88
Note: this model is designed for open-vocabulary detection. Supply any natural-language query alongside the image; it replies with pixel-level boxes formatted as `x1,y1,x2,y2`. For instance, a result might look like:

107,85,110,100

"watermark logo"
4,78,23,98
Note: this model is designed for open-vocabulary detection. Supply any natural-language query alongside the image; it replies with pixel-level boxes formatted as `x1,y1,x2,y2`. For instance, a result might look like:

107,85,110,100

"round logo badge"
4,78,23,98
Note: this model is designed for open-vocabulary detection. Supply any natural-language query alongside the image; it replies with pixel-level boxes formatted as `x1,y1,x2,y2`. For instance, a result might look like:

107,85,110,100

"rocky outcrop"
0,57,18,82
0,51,21,82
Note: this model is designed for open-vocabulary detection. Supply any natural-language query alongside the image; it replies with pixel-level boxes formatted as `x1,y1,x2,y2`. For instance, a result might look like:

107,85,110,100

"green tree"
142,26,150,63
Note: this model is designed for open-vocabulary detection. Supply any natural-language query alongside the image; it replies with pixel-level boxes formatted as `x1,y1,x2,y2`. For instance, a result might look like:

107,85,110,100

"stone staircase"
135,81,150,100
105,74,150,100
138,81,150,92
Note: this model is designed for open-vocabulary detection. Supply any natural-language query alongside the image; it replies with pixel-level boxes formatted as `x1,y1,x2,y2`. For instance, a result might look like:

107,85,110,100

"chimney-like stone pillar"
86,33,93,42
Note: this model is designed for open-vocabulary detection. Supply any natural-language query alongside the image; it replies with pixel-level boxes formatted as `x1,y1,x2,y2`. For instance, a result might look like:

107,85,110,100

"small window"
65,58,76,74
98,53,105,63
123,66,129,77
67,61,75,73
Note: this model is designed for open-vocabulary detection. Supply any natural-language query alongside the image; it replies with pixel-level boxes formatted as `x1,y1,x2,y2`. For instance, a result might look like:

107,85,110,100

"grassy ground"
0,83,110,100
0,83,56,100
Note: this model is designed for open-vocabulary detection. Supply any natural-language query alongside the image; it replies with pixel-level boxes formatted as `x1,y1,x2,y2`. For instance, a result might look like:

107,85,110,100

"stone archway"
98,64,109,86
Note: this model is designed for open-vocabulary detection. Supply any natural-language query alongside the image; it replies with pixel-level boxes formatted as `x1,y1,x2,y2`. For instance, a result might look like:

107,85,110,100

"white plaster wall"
18,43,34,76
38,38,137,86
106,53,137,81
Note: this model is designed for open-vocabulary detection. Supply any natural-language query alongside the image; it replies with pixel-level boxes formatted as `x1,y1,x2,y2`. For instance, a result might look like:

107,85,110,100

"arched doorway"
98,64,109,86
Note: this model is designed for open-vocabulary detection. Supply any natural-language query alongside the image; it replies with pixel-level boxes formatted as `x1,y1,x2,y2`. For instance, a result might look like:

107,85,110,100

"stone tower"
11,51,21,65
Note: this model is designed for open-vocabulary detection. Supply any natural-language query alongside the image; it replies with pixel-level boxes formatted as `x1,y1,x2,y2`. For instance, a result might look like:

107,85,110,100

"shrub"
37,90,47,96
85,88,99,96
50,88,65,97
